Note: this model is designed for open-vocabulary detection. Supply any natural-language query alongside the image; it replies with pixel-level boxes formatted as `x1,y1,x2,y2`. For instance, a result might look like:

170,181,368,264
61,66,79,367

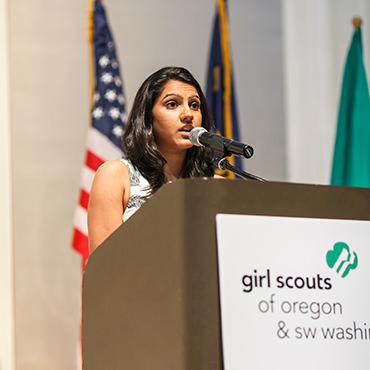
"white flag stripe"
87,128,124,161
73,205,88,236
80,166,96,193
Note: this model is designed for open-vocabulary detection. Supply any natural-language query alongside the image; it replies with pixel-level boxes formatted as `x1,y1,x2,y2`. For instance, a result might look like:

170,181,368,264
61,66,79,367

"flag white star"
121,112,128,123
117,94,125,105
98,55,110,68
108,107,121,120
112,125,124,138
114,77,122,87
92,107,104,119
105,90,117,102
93,92,100,102
111,60,119,69
101,72,113,84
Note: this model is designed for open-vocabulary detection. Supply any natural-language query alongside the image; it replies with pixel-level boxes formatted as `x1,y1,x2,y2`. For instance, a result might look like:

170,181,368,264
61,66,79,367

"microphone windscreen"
189,127,207,147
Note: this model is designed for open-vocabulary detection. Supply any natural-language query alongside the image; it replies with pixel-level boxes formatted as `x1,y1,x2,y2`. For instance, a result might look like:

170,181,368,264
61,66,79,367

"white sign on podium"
216,214,370,369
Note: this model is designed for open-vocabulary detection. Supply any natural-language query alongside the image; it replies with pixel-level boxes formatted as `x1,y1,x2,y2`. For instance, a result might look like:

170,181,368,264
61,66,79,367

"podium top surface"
125,177,370,222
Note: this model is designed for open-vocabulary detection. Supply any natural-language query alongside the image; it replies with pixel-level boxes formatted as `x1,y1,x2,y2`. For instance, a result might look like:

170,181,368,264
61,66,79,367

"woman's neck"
161,150,187,182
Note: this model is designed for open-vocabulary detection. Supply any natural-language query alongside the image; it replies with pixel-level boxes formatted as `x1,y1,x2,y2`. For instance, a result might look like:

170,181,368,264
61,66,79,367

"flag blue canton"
92,1,126,151
206,18,240,141
206,14,223,131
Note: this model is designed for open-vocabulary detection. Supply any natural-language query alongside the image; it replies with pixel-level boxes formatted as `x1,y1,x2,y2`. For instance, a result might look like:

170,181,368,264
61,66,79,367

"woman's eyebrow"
161,93,182,101
161,93,200,101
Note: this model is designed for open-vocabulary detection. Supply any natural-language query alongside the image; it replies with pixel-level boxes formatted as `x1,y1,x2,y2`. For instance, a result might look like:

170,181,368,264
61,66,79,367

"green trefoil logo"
326,242,358,278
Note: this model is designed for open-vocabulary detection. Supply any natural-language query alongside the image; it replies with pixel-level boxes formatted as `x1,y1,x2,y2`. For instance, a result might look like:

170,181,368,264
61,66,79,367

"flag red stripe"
79,189,90,210
85,150,104,172
72,228,89,260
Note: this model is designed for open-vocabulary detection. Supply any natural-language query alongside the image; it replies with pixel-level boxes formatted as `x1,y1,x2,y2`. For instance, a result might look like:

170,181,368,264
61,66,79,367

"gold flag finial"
352,16,362,29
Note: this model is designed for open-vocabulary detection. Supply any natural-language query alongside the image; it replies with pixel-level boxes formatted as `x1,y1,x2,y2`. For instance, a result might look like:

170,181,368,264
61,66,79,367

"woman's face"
152,80,202,154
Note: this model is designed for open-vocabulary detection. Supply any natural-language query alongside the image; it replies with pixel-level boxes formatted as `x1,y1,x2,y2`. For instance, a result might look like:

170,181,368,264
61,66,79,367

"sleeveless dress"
121,158,151,222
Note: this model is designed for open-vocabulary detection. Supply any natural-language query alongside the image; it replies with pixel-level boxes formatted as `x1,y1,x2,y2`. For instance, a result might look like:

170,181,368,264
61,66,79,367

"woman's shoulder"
94,159,129,184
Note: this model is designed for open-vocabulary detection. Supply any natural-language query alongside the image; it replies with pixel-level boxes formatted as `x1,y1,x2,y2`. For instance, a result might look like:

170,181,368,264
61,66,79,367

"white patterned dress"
121,158,151,222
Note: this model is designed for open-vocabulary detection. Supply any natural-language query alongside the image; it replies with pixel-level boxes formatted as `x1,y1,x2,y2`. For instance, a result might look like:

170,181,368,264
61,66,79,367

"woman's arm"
87,160,130,253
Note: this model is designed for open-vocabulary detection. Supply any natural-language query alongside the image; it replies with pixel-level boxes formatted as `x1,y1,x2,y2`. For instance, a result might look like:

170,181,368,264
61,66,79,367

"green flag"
331,25,370,187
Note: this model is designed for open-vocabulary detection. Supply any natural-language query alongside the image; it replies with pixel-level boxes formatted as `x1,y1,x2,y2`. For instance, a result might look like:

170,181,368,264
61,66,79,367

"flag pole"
87,0,95,115
217,0,233,141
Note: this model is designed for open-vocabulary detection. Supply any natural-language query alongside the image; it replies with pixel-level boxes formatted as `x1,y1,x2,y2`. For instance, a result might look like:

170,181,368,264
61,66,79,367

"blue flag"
206,0,242,176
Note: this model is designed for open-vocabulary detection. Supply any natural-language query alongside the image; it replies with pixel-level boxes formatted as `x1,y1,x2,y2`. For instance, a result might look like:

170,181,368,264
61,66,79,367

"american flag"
72,0,126,265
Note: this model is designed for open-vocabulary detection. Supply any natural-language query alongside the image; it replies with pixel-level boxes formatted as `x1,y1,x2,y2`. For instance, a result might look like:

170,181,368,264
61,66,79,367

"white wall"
0,0,15,368
9,1,86,368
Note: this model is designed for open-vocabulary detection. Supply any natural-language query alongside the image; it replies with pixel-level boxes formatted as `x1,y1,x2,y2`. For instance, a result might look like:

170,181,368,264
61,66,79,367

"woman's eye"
190,101,200,110
166,101,178,108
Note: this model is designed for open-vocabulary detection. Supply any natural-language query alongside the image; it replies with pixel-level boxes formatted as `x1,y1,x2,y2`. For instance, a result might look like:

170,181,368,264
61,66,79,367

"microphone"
189,127,254,159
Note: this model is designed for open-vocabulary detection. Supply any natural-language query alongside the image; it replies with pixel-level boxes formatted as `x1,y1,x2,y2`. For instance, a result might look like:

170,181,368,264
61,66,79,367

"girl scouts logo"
326,242,358,278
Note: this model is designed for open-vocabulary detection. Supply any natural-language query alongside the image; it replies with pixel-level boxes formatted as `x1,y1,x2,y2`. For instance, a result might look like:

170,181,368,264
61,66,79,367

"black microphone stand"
213,153,266,182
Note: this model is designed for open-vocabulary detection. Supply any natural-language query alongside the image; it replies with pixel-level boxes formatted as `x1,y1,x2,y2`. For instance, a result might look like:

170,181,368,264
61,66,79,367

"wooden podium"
82,178,370,369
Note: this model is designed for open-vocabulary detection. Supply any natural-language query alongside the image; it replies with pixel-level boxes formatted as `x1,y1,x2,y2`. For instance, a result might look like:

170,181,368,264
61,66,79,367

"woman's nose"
181,105,193,122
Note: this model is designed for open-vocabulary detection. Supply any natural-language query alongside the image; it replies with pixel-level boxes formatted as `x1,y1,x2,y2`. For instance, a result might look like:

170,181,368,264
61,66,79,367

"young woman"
88,66,216,253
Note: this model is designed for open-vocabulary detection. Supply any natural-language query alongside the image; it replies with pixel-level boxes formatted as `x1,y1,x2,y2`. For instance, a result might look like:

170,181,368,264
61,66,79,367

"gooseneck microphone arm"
214,154,266,182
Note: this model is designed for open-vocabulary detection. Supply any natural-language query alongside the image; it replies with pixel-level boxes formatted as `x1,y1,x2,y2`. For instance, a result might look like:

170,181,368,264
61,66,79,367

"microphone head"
189,127,207,147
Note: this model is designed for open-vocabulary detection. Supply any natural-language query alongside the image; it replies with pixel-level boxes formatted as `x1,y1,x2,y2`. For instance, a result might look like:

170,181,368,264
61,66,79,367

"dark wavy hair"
122,66,215,194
